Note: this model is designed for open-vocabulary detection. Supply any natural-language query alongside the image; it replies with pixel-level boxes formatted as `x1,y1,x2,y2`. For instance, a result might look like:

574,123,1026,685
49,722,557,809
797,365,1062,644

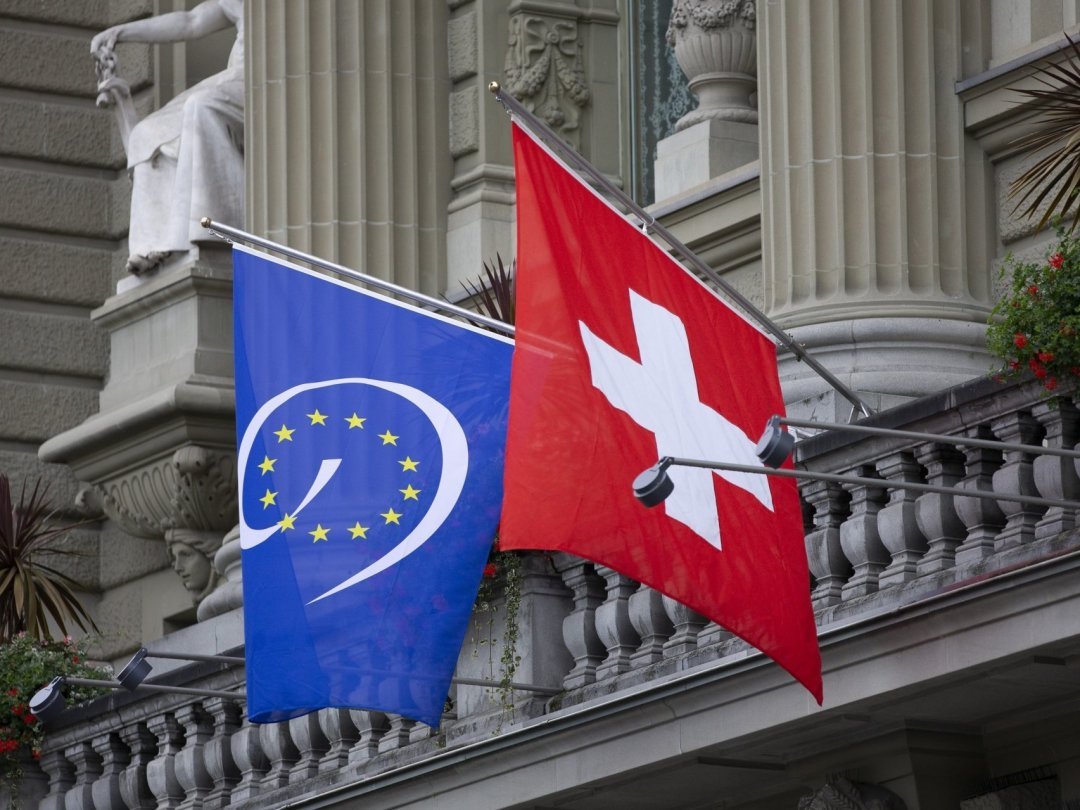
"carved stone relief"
504,14,591,148
798,775,907,810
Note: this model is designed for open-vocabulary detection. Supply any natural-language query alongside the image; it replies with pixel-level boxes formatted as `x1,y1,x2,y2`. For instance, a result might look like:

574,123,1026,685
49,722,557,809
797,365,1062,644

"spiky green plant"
459,255,515,326
1008,33,1080,233
0,475,98,642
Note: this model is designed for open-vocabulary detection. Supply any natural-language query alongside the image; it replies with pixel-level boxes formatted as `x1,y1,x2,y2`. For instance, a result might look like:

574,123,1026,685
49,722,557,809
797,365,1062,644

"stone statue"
91,0,244,276
165,528,224,605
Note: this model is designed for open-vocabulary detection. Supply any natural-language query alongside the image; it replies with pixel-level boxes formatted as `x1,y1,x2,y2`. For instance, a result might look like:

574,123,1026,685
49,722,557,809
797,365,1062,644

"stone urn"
666,0,758,129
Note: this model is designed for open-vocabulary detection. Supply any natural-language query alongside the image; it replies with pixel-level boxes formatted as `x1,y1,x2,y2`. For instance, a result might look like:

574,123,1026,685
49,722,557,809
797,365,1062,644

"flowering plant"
987,229,1080,392
0,634,108,791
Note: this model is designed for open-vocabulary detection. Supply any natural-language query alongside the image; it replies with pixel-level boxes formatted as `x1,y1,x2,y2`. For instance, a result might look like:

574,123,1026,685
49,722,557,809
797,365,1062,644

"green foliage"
1008,33,1080,233
473,545,524,716
0,475,98,643
0,635,108,791
987,229,1080,391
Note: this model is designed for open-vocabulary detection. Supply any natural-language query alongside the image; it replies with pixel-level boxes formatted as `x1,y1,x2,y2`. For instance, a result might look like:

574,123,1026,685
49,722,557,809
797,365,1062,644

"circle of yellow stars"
255,405,423,543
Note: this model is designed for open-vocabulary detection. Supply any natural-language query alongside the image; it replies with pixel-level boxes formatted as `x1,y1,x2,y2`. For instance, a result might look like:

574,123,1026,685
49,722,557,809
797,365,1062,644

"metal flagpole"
200,218,516,338
488,82,875,419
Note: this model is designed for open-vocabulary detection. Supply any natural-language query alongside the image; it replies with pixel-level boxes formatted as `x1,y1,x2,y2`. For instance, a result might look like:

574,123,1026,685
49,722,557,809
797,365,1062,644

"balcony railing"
21,377,1080,809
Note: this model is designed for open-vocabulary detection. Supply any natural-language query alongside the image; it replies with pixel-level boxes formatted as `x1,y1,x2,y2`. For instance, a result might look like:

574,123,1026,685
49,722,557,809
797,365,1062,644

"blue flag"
233,246,512,726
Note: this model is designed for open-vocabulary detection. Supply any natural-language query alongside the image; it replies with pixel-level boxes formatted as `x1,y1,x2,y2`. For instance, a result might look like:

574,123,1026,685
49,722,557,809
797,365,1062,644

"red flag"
500,123,822,702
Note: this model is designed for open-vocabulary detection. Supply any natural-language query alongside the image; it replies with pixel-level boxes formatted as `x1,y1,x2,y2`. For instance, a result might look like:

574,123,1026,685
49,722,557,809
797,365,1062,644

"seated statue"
91,0,244,276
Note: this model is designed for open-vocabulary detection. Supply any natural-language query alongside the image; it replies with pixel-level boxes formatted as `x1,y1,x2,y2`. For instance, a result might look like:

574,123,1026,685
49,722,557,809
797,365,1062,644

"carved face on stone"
165,529,223,604
168,541,214,595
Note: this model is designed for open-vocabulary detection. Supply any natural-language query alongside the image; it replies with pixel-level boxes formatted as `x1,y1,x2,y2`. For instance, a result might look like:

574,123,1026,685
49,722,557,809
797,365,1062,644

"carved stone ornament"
666,0,758,129
798,775,908,810
504,14,591,148
95,446,238,540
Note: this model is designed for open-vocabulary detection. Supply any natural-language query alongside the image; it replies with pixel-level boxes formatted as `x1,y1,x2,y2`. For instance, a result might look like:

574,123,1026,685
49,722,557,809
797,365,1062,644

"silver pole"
64,676,245,701
200,218,516,338
658,456,1079,510
780,416,1080,461
450,677,561,696
146,650,245,665
488,82,874,418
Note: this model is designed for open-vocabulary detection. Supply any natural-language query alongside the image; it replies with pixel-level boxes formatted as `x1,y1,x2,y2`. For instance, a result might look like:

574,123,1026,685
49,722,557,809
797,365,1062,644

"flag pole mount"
488,82,874,420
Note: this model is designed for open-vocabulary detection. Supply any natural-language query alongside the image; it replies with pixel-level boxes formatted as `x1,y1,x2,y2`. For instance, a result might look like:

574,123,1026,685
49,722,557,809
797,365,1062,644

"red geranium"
1014,333,1029,349
1049,253,1064,269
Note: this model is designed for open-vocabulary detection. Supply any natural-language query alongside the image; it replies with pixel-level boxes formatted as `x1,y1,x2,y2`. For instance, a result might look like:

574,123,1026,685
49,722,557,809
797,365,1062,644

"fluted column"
759,1,993,411
247,0,450,294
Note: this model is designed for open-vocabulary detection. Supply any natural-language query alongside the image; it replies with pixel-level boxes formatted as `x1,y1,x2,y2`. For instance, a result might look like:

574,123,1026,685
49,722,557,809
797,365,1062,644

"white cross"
579,289,774,550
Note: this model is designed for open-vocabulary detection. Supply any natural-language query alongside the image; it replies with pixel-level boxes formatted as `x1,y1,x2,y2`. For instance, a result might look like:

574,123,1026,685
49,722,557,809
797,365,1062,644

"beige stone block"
0,97,124,168
0,309,107,377
654,120,760,201
2,0,150,27
0,379,100,443
449,87,479,158
0,29,96,97
97,520,170,590
448,11,478,81
0,167,127,239
0,237,112,307
0,450,86,508
34,527,102,590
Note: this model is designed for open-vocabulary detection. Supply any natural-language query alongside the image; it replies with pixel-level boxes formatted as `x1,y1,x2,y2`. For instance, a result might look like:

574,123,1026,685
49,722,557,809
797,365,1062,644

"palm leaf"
1008,32,1080,232
458,255,516,327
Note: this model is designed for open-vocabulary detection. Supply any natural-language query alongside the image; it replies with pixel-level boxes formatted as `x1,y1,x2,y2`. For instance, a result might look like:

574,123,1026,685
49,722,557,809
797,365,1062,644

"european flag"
233,246,512,727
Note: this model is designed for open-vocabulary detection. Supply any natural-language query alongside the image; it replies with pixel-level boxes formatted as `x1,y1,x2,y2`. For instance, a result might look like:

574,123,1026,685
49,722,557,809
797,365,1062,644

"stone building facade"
1,1,1079,808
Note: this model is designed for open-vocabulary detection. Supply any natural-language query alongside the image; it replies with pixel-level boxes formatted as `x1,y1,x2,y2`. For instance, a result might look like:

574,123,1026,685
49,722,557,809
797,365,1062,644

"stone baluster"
287,713,329,783
202,698,240,809
378,716,415,753
119,723,157,810
228,711,269,804
258,721,298,790
876,452,928,588
662,595,707,657
593,566,641,679
90,732,128,810
914,442,967,575
697,621,733,648
991,412,1045,551
348,710,388,766
628,585,675,666
38,749,74,810
554,554,606,688
1032,398,1080,540
146,713,184,809
801,481,851,607
953,428,1006,564
174,703,213,809
839,465,889,599
62,740,101,810
318,709,359,773
409,723,435,744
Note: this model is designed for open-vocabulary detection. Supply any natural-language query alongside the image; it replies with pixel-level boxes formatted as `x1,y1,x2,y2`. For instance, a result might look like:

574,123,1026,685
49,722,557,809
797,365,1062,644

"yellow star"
259,489,277,509
381,508,402,525
378,429,399,446
258,455,276,475
348,522,369,539
273,424,295,443
307,409,328,426
277,513,296,531
398,456,420,472
309,524,330,543
345,413,367,429
399,484,421,501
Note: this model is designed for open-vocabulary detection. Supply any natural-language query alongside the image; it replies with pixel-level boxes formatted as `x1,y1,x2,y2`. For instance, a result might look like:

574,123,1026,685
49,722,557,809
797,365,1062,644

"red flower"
11,704,26,717
1028,284,1039,296
1045,377,1059,391
1037,351,1055,363
32,749,41,760
71,656,79,664
5,689,16,697
1049,253,1065,269
482,563,498,578
1008,360,1021,370
1014,333,1029,349
23,713,36,725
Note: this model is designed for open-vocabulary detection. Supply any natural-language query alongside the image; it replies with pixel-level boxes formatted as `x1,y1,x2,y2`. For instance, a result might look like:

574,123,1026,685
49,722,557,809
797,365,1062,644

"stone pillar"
246,0,450,295
446,0,621,295
758,1,994,415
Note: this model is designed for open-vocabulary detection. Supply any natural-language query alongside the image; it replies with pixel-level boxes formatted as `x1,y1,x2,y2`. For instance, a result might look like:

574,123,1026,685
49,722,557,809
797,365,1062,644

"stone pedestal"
654,119,759,200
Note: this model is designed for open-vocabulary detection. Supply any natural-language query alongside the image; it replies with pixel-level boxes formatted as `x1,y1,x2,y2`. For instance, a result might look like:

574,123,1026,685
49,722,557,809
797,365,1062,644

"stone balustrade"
24,377,1079,809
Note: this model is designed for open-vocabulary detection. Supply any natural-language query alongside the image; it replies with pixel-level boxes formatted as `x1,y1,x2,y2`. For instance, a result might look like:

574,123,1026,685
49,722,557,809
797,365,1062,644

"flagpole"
200,218,516,338
488,82,875,419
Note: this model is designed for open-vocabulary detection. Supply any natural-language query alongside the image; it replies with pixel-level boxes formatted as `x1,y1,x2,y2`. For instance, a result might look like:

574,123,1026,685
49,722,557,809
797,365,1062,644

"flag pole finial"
488,81,500,94
200,216,211,229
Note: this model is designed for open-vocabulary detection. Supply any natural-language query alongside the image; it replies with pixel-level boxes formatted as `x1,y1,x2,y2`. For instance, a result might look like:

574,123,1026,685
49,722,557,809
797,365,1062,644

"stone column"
246,0,451,295
758,1,994,416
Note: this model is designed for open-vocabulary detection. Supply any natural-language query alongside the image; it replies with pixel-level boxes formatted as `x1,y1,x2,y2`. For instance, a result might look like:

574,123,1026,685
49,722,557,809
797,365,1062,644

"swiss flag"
500,123,822,702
